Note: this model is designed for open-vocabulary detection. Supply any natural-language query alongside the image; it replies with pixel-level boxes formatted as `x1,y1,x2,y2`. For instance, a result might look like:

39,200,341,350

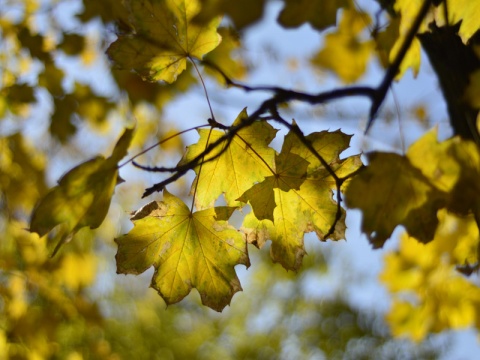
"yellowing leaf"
311,8,375,83
345,152,445,248
278,0,349,30
237,151,309,221
30,128,134,255
408,131,480,217
178,108,278,209
445,0,480,42
242,130,361,271
115,190,249,312
381,211,480,341
107,0,221,83
204,27,247,83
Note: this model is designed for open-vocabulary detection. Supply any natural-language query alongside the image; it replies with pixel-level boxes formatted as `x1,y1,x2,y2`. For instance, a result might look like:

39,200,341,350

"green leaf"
29,128,134,255
107,0,222,83
345,152,446,248
115,190,249,312
178,108,278,209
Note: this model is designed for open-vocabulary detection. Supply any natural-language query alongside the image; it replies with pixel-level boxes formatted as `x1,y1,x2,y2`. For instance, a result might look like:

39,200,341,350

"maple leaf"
408,131,480,217
237,151,309,221
29,128,134,255
115,190,249,312
278,0,349,30
345,152,446,248
241,129,361,271
445,0,480,42
107,0,222,83
178,108,278,209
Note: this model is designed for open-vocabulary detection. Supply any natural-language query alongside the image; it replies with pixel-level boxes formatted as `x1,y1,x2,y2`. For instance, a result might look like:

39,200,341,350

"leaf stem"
190,56,216,122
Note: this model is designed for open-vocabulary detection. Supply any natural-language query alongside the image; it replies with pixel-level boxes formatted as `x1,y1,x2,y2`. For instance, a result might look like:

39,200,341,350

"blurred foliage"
1,0,480,358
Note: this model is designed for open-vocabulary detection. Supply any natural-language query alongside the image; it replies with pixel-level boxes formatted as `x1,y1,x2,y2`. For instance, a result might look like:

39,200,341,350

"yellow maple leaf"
115,190,249,311
242,129,361,271
178,108,278,209
107,0,222,83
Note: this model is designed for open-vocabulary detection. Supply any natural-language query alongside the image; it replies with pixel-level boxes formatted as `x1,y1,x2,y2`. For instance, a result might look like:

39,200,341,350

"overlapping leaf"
346,130,480,248
345,152,445,248
115,190,249,312
178,108,278,209
107,0,222,83
30,128,134,255
241,130,361,271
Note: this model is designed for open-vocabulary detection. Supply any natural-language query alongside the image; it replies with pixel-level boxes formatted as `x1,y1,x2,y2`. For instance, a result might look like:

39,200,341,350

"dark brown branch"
367,0,433,130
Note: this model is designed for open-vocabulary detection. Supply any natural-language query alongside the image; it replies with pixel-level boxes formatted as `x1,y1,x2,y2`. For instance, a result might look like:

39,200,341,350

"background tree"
1,0,480,358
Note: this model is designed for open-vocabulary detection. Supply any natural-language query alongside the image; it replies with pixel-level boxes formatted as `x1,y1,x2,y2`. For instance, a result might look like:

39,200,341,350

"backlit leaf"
115,190,249,311
107,0,222,83
29,128,134,255
345,152,445,248
242,130,361,270
178,108,278,209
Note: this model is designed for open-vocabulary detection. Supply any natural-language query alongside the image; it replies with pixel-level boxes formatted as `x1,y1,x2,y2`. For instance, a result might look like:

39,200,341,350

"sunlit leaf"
237,151,309,221
242,130,361,270
115,190,249,311
444,0,480,42
29,128,134,255
178,108,278,209
107,0,222,83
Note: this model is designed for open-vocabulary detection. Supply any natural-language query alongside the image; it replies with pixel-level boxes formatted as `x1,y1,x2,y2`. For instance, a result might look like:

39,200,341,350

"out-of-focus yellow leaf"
29,128,134,255
107,0,221,83
311,8,375,83
278,0,349,30
55,253,97,291
382,211,480,341
178,108,278,209
204,27,247,83
0,133,47,211
115,190,249,312
389,0,430,78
